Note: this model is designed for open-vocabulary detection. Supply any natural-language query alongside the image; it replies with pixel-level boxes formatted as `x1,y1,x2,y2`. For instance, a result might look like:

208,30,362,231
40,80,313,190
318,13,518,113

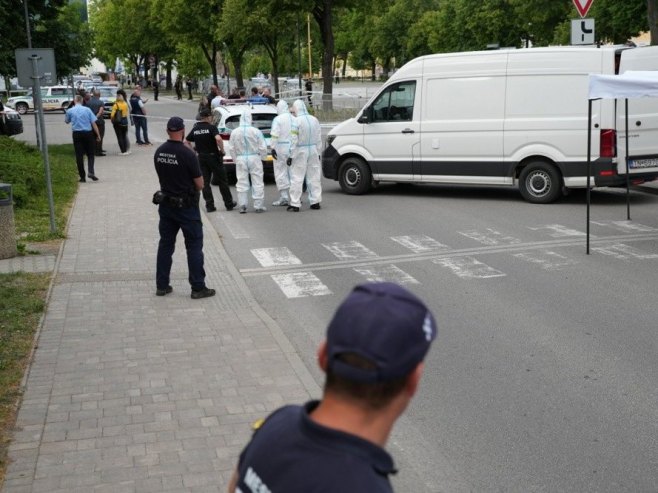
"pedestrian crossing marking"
251,247,302,267
529,224,588,238
432,256,506,279
458,228,522,246
513,250,577,271
271,272,332,298
354,264,419,285
390,235,449,253
322,241,378,260
591,220,658,233
591,243,658,260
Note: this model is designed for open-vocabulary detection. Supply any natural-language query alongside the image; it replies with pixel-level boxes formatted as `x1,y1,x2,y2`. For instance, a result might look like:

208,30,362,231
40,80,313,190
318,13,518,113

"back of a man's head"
323,282,437,410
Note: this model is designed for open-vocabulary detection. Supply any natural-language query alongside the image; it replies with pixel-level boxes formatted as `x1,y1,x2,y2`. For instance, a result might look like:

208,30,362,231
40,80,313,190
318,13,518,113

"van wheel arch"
338,156,372,195
517,159,563,204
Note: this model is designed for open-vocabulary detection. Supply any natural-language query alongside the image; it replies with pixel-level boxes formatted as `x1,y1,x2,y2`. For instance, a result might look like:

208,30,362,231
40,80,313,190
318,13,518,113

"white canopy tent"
586,71,658,253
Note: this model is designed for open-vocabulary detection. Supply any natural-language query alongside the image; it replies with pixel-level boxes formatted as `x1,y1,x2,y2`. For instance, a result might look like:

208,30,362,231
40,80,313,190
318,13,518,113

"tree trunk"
370,60,376,81
313,1,334,110
649,0,658,45
201,44,219,87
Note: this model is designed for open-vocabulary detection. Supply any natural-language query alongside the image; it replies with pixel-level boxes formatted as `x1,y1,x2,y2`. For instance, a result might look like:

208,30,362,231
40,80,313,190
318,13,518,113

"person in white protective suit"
270,100,294,206
229,110,268,213
287,99,322,212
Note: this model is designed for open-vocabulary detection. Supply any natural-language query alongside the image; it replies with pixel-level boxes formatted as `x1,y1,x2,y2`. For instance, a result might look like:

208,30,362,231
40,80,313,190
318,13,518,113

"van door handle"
401,129,415,134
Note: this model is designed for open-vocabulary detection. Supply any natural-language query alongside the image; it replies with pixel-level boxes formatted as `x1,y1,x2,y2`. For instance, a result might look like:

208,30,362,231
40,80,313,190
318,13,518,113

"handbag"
111,104,123,125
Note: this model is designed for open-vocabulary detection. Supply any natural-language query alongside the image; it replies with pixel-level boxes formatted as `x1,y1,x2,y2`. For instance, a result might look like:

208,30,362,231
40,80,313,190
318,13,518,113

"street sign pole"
29,54,57,234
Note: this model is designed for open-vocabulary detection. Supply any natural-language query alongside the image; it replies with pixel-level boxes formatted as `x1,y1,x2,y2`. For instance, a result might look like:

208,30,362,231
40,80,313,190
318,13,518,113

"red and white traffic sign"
572,0,594,18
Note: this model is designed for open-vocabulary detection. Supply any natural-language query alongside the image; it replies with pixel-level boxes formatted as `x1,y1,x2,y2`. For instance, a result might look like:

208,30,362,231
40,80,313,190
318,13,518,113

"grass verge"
0,137,78,485
0,272,50,485
0,138,79,245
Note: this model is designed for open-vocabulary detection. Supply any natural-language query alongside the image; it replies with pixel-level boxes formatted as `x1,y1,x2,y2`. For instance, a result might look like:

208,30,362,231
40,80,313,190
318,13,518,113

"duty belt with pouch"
152,190,198,208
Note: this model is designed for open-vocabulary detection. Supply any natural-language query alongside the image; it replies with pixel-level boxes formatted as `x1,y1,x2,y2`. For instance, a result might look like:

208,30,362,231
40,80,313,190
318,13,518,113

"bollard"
0,183,17,259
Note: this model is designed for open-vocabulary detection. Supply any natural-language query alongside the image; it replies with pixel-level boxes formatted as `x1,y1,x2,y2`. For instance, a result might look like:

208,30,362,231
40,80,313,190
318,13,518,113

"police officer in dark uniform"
185,108,236,212
153,116,215,300
228,282,438,492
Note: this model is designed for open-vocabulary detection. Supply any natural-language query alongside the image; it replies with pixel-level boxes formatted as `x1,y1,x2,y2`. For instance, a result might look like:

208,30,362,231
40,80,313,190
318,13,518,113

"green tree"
155,0,224,85
0,0,93,81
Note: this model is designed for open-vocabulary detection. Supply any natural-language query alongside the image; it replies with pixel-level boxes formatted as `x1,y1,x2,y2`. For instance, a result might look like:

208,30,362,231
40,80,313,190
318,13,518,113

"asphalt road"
17,97,658,492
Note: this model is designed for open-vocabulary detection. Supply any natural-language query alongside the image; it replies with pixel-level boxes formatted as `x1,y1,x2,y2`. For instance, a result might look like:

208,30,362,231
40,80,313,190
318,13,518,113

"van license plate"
628,157,658,169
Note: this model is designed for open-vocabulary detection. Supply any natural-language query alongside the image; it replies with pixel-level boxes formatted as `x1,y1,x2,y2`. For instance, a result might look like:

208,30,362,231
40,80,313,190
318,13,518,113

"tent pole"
586,99,592,255
625,98,631,220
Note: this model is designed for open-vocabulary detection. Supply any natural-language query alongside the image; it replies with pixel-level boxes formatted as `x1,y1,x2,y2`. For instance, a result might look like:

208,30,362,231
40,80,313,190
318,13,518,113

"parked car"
0,106,23,136
96,86,119,118
212,101,277,184
5,85,74,114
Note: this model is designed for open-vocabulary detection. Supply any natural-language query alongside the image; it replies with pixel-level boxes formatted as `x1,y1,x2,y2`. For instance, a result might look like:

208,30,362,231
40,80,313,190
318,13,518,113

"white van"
322,46,658,203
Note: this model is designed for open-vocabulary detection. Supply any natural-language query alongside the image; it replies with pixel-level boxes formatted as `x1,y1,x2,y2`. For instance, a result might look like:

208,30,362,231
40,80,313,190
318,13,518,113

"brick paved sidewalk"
2,143,319,492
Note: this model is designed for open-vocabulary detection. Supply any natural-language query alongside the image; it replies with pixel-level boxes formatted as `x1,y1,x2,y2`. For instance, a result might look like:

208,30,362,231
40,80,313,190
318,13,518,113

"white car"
212,101,277,183
6,85,74,114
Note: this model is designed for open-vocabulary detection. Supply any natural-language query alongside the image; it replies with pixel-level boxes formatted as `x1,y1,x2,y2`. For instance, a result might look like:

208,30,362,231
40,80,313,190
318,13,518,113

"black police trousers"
199,153,233,210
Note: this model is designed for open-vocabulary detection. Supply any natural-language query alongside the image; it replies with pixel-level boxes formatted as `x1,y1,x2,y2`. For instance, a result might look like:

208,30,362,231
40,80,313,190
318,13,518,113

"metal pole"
30,55,57,234
23,0,32,47
297,14,302,95
307,14,312,78
625,98,631,220
586,99,592,254
23,0,40,148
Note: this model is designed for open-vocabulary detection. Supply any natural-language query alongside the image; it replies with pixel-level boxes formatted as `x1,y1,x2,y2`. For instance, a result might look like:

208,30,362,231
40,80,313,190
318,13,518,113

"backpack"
111,104,123,125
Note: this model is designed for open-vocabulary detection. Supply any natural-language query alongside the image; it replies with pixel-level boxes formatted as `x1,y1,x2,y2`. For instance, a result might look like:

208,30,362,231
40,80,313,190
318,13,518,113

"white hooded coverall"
289,99,322,208
229,110,267,209
270,100,294,202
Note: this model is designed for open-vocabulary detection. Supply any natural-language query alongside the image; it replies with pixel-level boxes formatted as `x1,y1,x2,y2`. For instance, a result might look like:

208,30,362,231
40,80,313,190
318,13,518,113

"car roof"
213,102,277,118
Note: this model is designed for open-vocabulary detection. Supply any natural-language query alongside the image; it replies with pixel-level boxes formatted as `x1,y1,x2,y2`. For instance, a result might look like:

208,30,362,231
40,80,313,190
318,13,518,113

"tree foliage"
0,0,92,81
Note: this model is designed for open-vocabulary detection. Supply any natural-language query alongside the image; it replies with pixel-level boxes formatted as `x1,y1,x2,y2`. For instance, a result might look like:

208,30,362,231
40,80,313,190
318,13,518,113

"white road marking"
251,247,302,267
591,220,658,233
529,224,589,238
322,241,378,260
271,272,332,298
591,243,658,260
432,256,506,279
513,250,578,271
354,264,419,285
459,228,521,246
391,235,449,253
240,232,658,277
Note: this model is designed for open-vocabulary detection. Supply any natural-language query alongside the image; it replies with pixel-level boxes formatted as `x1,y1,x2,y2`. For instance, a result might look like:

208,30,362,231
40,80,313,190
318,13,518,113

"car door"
362,81,420,180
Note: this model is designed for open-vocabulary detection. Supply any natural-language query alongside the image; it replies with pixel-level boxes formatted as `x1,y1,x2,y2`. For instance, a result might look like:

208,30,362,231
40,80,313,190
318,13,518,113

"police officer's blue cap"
167,116,185,131
326,282,437,383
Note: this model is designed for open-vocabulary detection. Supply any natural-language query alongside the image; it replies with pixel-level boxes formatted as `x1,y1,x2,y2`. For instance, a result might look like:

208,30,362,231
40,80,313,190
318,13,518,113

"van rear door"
617,47,658,178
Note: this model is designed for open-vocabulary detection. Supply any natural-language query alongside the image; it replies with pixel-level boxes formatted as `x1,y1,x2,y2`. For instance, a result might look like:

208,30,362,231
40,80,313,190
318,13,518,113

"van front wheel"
339,158,371,195
519,162,561,204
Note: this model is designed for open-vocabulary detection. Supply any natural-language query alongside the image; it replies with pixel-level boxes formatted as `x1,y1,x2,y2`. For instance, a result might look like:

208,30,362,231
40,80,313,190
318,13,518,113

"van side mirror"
357,107,370,124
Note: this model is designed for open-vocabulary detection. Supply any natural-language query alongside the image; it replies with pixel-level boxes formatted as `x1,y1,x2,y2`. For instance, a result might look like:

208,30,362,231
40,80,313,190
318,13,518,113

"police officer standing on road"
184,108,236,212
153,116,216,300
228,282,438,492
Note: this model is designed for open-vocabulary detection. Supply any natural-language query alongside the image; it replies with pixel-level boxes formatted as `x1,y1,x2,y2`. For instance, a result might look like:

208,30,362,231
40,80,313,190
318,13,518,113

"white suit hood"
239,110,253,127
292,99,308,116
276,100,289,115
